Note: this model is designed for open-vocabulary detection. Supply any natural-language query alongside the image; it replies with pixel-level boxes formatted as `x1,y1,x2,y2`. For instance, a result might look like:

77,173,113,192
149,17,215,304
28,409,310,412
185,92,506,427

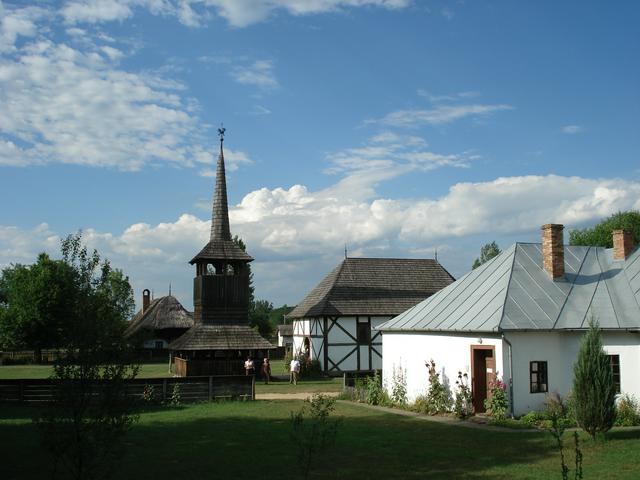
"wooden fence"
0,375,255,405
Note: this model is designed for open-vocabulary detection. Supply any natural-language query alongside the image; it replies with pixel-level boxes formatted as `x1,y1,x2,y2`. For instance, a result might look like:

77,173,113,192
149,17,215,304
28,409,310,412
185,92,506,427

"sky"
1,0,639,312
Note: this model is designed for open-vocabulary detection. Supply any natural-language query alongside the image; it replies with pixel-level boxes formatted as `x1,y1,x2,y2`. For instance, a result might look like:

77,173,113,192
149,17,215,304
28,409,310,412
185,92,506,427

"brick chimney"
542,224,564,279
613,230,634,260
142,288,151,313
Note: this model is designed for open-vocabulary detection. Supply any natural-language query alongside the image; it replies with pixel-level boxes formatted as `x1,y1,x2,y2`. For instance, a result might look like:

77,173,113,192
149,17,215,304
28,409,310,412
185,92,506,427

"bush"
390,365,408,406
422,359,453,415
290,394,342,480
169,383,182,407
615,394,640,427
365,370,387,406
454,371,473,419
300,358,322,379
520,411,545,428
484,375,509,420
141,384,155,404
573,320,616,438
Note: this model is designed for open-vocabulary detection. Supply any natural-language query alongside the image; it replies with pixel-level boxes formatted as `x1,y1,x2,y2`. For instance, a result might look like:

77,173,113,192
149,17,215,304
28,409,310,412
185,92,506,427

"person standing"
244,356,255,376
289,357,301,385
261,358,271,384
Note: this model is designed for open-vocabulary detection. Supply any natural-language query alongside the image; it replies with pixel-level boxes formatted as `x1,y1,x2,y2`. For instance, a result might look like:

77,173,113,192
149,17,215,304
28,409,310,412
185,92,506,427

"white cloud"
0,4,47,53
59,0,412,28
197,147,253,176
200,0,412,28
562,125,582,134
0,39,216,170
4,174,640,307
230,59,278,89
370,103,513,128
61,0,173,25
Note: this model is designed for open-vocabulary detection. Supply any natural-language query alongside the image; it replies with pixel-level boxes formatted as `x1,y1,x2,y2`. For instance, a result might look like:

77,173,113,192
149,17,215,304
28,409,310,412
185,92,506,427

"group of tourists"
242,355,303,385
244,356,272,384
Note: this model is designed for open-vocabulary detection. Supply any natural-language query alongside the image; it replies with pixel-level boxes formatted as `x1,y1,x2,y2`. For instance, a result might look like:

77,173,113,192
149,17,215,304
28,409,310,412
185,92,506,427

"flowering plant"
484,373,509,420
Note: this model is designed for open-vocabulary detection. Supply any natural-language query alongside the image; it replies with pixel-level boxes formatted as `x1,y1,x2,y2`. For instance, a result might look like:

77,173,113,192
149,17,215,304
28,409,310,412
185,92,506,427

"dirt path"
255,391,340,400
338,401,540,433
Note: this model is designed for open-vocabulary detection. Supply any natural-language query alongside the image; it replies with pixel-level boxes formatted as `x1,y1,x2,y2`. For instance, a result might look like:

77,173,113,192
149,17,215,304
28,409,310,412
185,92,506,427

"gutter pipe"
502,333,515,418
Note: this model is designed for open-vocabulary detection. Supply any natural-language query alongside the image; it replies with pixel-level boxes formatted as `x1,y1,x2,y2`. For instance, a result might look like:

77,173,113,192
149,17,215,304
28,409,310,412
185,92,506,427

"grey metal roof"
287,257,455,319
378,243,640,332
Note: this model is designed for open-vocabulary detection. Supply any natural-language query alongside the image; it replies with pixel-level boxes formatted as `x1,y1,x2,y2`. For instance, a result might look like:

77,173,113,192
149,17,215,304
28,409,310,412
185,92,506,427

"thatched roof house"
125,290,193,349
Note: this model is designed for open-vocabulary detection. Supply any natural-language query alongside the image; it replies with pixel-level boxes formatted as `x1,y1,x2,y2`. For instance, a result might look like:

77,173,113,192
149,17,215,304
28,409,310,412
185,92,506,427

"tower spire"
210,125,231,241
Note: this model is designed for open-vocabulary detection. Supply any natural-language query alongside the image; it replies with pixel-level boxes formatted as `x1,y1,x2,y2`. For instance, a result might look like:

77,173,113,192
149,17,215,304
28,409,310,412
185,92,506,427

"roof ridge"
552,246,591,329
498,243,518,332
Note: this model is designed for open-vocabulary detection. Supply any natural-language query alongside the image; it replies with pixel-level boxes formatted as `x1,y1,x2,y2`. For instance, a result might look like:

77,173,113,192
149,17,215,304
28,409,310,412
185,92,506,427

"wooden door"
471,346,495,413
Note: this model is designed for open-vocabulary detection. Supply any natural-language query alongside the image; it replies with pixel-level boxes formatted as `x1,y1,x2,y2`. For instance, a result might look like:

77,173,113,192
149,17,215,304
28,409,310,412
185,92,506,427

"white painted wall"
383,330,640,416
382,332,505,404
507,331,640,415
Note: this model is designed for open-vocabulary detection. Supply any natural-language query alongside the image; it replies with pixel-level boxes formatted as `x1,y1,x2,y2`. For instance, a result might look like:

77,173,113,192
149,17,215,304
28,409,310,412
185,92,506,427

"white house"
277,324,293,350
379,225,640,416
288,257,454,375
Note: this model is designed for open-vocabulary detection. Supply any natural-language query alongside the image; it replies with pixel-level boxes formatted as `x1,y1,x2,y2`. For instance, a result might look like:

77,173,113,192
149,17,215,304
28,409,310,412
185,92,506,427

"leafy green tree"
0,233,134,358
573,320,616,439
232,234,254,302
0,254,77,360
33,232,139,480
570,210,640,247
472,241,501,269
249,299,274,337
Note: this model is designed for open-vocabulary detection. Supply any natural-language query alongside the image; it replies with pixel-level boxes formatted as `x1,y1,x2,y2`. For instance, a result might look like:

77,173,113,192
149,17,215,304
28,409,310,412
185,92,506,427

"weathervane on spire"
218,123,226,145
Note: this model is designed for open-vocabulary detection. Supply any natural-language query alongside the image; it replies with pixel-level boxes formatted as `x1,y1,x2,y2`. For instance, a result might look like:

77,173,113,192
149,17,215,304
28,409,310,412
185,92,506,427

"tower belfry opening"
169,128,273,376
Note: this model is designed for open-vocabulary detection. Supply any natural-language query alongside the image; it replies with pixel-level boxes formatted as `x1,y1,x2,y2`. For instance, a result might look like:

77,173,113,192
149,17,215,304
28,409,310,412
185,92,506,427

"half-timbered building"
287,257,454,375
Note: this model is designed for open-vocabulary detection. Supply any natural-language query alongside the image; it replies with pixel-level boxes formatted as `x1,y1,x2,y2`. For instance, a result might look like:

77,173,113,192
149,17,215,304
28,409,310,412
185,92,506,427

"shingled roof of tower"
169,324,273,350
287,257,455,319
189,131,253,264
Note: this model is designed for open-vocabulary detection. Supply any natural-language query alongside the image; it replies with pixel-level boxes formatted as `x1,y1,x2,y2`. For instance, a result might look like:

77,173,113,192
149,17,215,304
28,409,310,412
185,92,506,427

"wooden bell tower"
189,127,254,325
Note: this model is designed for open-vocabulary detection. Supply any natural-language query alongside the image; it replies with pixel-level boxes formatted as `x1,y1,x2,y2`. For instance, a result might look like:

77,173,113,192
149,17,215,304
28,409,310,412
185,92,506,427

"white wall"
507,331,640,415
382,332,505,404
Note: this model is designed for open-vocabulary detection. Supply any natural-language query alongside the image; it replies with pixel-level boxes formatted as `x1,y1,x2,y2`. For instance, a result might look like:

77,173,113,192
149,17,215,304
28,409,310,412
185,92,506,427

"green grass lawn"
0,362,343,394
0,362,172,379
1,400,639,479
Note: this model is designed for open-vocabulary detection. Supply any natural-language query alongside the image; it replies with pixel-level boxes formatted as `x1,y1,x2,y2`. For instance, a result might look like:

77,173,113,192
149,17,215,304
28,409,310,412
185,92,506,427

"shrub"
290,394,342,480
300,358,322,379
615,394,640,427
169,383,182,407
454,371,473,419
141,384,155,403
484,375,509,420
365,370,387,406
423,359,453,415
520,411,545,428
573,320,616,438
542,392,583,480
390,365,408,406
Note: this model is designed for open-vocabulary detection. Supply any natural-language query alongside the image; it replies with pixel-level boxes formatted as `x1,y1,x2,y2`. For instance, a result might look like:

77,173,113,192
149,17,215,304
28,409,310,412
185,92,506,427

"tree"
231,235,276,337
0,254,77,360
570,210,640,247
33,232,139,480
472,241,501,269
572,319,616,439
249,299,273,337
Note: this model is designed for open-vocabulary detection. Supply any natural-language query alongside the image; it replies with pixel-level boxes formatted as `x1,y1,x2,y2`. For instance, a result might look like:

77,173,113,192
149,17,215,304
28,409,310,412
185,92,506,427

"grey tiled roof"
125,295,193,338
379,243,640,332
169,324,274,350
278,324,293,336
287,257,455,319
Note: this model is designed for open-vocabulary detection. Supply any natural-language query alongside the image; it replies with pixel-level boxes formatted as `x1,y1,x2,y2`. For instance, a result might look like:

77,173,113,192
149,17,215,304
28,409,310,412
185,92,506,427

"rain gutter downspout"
502,333,515,418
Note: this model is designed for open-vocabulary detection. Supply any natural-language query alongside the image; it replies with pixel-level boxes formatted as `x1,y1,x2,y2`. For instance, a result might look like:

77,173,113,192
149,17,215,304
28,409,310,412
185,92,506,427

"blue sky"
1,0,639,311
